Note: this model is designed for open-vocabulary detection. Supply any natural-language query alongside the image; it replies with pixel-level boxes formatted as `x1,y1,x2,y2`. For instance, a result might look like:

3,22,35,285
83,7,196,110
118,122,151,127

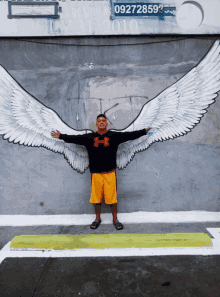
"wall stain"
205,133,220,143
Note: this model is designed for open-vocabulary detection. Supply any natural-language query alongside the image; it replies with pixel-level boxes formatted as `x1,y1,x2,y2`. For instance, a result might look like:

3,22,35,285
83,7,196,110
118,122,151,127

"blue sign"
112,3,176,19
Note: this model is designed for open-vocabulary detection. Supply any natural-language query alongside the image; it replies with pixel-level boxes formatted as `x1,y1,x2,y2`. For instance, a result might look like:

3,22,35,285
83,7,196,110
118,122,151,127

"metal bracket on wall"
8,1,60,19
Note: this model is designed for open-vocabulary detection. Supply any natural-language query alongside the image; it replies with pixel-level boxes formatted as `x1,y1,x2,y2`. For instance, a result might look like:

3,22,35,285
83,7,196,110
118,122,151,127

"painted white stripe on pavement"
0,228,220,265
207,228,220,240
0,211,219,226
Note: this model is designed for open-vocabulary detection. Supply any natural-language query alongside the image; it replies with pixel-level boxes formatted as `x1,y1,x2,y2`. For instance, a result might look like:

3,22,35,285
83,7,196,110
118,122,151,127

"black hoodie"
59,129,147,173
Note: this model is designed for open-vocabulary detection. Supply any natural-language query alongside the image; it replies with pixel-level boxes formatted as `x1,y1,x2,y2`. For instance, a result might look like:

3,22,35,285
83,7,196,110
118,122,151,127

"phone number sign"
111,3,176,19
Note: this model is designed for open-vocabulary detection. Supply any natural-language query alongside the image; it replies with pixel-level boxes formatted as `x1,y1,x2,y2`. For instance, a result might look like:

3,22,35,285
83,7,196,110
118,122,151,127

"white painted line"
0,242,11,265
207,228,220,239
0,228,220,265
0,211,219,226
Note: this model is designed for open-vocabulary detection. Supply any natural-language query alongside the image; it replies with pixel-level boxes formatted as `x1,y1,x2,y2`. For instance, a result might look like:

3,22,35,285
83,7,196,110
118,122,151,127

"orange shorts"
90,170,117,204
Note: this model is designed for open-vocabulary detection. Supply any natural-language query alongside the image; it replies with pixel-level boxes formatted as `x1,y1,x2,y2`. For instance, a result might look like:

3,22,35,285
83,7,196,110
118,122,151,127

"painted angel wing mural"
112,39,220,169
0,65,93,173
0,39,220,173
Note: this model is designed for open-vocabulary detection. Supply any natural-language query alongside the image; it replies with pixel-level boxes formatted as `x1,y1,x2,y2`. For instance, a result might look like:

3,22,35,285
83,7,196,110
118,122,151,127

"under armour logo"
94,137,109,147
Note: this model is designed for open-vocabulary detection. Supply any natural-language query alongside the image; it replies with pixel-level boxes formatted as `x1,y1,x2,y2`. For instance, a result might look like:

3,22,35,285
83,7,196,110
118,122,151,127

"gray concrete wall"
0,37,219,215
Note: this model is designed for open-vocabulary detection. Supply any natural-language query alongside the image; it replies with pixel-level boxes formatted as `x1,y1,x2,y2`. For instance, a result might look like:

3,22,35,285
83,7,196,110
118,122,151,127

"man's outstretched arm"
115,128,152,144
51,130,88,146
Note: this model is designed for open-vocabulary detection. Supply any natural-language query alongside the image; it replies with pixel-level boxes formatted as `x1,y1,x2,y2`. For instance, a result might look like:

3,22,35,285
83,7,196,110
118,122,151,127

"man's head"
96,114,108,131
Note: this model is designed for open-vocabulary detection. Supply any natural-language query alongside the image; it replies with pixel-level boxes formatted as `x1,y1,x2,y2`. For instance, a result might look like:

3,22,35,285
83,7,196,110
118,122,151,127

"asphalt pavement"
0,221,220,297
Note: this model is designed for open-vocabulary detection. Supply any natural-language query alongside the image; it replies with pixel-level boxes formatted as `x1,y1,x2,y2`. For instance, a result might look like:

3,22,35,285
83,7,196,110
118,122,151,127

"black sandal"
90,219,102,229
113,221,123,230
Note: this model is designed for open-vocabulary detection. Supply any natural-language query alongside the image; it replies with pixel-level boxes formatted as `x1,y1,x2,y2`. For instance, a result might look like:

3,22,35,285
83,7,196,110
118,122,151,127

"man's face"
96,117,108,130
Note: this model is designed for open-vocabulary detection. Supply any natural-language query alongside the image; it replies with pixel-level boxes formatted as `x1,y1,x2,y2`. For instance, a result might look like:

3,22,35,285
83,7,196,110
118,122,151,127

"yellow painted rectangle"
10,233,212,250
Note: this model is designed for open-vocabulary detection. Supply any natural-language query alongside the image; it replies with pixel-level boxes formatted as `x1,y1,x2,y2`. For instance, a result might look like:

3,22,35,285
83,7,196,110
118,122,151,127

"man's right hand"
51,130,61,138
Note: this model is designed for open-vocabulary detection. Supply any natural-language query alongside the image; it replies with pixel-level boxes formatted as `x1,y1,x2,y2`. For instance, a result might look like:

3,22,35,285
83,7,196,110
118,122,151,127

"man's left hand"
146,128,152,132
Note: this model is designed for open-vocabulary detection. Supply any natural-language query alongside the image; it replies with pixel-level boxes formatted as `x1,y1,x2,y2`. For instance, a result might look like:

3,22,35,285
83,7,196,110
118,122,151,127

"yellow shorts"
90,170,117,204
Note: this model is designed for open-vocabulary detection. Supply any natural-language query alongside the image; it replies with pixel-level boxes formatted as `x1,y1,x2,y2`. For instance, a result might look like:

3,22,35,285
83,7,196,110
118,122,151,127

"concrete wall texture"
0,36,219,215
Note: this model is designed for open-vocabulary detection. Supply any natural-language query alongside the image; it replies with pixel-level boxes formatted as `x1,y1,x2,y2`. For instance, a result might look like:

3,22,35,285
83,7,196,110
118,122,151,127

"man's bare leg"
110,203,118,222
110,203,123,230
94,203,101,222
90,203,102,229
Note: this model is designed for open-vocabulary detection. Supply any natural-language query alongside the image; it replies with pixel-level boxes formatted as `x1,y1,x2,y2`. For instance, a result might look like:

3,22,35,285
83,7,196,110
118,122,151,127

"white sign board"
0,0,220,36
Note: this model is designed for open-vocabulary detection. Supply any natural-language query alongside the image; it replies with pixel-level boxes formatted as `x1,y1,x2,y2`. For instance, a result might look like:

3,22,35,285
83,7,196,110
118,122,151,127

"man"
52,114,151,230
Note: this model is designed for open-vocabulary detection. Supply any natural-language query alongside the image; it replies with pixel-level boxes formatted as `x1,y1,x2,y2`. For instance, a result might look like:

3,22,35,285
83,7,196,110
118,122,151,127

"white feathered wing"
111,39,220,169
0,65,92,173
